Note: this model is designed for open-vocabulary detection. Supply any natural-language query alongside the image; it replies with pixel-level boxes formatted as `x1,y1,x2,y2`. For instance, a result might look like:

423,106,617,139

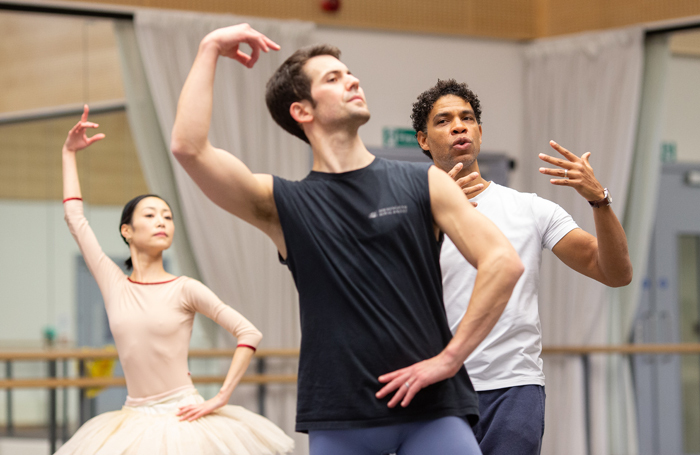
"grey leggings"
309,416,481,455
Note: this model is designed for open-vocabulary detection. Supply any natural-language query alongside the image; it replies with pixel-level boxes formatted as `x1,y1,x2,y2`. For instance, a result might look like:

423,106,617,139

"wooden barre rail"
542,343,700,355
0,348,301,361
2,344,700,362
0,349,300,390
9,344,700,389
0,375,298,389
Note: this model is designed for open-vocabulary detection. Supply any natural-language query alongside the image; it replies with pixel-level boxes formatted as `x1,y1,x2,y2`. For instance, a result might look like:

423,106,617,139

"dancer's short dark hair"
120,194,171,270
265,44,341,144
411,79,482,159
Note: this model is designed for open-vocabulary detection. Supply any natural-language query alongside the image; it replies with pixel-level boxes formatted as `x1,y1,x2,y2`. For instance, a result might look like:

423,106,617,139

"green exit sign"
383,127,419,148
661,141,676,163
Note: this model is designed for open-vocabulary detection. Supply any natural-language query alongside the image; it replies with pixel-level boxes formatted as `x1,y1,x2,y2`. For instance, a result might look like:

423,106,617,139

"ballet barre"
543,343,700,354
0,347,301,361
0,375,298,389
5,343,700,361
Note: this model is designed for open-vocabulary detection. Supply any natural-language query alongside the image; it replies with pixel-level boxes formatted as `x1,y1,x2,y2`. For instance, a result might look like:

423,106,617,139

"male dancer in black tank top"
171,23,524,455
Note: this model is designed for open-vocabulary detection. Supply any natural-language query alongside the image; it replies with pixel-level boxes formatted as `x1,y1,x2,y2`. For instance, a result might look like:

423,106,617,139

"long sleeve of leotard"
64,199,126,302
182,279,263,348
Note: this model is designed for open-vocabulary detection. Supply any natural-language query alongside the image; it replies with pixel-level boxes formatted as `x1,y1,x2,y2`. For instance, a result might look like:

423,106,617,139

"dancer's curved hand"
204,23,280,69
63,105,105,153
538,140,605,201
447,163,481,207
376,353,462,408
176,393,228,422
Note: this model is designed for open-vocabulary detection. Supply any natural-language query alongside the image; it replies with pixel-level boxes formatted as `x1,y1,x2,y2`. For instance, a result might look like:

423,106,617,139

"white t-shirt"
442,182,579,391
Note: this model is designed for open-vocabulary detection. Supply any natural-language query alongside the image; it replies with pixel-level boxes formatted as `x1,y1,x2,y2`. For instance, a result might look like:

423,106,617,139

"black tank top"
273,157,478,432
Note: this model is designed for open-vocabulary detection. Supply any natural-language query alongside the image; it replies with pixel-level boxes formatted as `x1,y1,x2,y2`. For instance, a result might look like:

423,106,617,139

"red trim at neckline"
127,276,181,285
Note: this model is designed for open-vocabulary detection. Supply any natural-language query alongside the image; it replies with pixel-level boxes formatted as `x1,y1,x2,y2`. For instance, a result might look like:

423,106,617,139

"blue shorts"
473,385,546,455
309,416,481,455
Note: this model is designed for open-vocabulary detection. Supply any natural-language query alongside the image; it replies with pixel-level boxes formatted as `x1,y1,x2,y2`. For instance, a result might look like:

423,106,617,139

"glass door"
678,235,700,454
633,163,700,455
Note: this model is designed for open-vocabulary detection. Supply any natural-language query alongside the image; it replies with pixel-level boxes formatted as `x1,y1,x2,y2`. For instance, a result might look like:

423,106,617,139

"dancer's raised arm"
170,24,285,251
62,106,125,298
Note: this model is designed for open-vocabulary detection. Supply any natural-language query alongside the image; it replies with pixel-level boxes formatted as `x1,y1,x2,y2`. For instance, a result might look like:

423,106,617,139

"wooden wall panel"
0,112,149,205
0,12,124,114
55,0,538,39
542,0,700,37
50,0,700,39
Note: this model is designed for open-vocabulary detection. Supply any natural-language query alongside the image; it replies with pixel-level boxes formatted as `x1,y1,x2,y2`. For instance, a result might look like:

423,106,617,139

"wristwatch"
588,188,612,208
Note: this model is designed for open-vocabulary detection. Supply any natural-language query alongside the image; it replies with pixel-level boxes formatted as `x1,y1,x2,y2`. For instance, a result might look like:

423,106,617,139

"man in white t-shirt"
410,79,633,454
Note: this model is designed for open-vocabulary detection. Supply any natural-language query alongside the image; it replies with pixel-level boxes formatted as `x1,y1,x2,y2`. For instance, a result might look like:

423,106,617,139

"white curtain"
523,28,644,455
121,10,315,453
113,20,201,282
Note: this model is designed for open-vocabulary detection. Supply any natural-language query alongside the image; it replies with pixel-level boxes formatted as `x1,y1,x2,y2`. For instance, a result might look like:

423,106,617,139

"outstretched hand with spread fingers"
205,23,280,69
538,140,606,202
447,162,482,207
63,105,105,153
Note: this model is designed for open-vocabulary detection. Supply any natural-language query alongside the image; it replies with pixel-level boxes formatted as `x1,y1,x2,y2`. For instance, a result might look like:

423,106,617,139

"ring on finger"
404,381,410,389
564,169,568,179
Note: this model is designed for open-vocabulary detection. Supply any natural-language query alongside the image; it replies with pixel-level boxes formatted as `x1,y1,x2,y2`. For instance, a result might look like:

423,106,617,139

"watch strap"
588,188,611,208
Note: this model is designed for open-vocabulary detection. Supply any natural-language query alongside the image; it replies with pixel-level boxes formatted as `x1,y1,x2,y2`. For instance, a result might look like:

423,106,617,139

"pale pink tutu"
55,386,294,455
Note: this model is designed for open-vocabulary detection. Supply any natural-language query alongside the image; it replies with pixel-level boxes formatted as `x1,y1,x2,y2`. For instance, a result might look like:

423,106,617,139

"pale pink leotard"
64,199,262,400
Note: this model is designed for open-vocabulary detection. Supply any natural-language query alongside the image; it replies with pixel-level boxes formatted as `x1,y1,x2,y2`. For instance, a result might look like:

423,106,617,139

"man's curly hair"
411,79,482,159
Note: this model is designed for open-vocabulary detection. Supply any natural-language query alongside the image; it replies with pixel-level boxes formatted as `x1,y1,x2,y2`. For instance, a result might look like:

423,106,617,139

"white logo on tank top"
368,205,408,219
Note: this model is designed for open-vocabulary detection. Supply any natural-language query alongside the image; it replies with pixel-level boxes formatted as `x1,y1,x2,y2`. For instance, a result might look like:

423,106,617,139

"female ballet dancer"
56,105,294,455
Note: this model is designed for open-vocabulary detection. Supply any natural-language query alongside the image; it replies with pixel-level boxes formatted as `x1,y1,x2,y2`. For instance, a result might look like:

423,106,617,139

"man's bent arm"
540,141,632,287
552,207,631,287
170,25,284,251
376,167,523,408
